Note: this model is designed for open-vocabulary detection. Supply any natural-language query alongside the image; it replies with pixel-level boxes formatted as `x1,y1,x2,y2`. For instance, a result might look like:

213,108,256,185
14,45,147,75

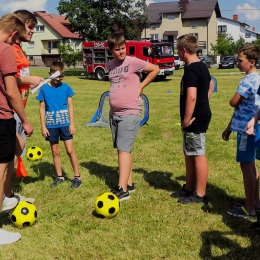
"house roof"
144,0,221,23
219,16,250,29
34,11,81,39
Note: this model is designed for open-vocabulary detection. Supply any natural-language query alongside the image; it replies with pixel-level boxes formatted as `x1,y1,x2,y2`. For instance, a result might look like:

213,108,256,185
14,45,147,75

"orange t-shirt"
13,43,30,107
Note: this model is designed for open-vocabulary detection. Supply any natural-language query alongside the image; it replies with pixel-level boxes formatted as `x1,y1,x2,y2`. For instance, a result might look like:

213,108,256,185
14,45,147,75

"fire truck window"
143,47,149,57
129,46,135,55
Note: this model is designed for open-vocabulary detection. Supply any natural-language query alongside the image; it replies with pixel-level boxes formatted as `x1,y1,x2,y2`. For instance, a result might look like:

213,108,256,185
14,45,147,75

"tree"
210,34,236,56
252,37,260,48
235,36,246,53
57,43,82,68
57,0,149,41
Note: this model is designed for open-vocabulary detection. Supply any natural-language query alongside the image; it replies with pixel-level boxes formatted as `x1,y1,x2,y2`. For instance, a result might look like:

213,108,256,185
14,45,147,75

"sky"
0,0,259,32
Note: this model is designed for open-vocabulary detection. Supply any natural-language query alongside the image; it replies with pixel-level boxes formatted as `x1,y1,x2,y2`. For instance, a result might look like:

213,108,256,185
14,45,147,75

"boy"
222,43,260,219
107,32,159,201
0,13,34,245
36,61,81,188
4,10,44,204
171,34,213,204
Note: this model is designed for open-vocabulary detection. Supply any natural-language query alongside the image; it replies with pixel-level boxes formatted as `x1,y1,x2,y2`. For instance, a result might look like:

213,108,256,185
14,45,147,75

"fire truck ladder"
85,91,149,128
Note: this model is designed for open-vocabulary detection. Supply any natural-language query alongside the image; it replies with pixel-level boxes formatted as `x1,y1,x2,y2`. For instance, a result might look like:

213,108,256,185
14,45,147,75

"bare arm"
222,117,232,141
246,112,258,136
182,87,196,129
208,80,214,99
39,101,49,138
230,93,243,107
68,97,76,135
4,74,33,136
137,63,160,97
16,76,44,89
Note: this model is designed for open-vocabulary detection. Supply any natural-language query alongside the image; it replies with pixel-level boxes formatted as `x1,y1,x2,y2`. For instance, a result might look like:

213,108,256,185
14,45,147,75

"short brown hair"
50,61,64,74
177,34,198,54
238,43,260,65
0,13,26,35
107,32,126,49
14,10,37,26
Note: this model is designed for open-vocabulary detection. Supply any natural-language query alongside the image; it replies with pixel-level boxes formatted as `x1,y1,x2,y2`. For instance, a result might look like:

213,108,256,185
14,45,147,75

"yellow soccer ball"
26,146,43,162
9,201,37,228
94,192,120,219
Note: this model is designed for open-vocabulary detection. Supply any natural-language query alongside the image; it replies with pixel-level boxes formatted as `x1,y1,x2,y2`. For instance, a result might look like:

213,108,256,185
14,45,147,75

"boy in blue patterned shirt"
36,61,81,188
222,43,260,219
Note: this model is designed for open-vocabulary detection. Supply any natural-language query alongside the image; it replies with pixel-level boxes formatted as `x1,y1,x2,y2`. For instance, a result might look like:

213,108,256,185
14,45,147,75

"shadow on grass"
199,183,260,259
11,161,70,193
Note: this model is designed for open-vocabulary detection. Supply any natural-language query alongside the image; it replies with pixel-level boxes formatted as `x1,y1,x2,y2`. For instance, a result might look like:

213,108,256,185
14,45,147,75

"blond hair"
177,34,198,54
0,13,26,35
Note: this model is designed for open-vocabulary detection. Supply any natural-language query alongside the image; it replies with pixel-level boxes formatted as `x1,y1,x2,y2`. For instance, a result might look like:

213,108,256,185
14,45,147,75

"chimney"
179,0,189,11
252,27,255,32
233,14,238,21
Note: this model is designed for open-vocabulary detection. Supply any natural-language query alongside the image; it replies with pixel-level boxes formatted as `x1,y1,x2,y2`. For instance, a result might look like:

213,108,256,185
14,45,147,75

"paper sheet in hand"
31,70,60,94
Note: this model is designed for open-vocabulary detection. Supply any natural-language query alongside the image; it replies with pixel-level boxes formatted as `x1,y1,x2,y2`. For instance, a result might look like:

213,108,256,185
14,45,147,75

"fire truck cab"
82,40,175,80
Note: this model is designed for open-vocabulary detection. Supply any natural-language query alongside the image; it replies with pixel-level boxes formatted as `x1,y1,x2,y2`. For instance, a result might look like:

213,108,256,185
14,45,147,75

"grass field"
1,67,260,259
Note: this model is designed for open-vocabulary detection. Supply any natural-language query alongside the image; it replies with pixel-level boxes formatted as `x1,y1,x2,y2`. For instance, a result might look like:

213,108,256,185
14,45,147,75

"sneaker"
170,184,193,198
1,197,18,213
13,194,35,204
70,178,82,188
50,177,64,188
227,206,257,220
111,186,130,201
234,203,260,212
0,229,21,245
177,191,207,204
251,221,260,231
127,183,135,193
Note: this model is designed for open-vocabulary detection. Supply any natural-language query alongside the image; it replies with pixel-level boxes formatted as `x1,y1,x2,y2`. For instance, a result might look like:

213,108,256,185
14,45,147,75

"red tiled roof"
34,11,81,39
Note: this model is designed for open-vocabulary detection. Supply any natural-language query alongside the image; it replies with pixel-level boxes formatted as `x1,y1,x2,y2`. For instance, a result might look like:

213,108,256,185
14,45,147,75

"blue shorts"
236,133,256,162
46,126,72,142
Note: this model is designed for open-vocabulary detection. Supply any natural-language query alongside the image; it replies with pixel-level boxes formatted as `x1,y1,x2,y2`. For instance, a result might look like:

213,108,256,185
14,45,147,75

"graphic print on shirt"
109,64,129,93
46,109,70,126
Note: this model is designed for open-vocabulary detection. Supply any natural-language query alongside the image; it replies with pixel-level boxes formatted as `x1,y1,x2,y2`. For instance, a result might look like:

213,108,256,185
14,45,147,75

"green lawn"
1,67,260,259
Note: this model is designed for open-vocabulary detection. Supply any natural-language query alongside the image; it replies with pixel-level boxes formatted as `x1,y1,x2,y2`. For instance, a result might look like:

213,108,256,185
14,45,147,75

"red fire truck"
82,40,175,80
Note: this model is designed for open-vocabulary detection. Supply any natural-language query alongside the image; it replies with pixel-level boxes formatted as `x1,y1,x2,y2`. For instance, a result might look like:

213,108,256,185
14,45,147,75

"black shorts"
0,118,16,163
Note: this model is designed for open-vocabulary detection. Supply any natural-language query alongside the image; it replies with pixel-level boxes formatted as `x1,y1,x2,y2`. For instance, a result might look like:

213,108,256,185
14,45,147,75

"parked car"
219,56,237,69
174,55,185,70
256,60,260,69
198,55,211,68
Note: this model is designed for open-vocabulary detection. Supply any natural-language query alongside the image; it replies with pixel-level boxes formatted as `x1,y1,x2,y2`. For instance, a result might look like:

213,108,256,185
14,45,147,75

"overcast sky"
0,0,259,32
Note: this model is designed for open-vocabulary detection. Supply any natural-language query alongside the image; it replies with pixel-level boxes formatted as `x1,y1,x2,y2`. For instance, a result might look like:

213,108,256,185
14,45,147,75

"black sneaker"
70,178,82,188
251,221,260,231
50,177,64,188
111,186,130,201
127,183,135,193
170,184,193,198
177,191,207,204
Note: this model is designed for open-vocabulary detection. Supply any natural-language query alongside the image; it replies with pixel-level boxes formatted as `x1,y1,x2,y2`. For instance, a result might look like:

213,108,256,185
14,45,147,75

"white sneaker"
1,197,18,212
0,229,21,245
13,194,35,204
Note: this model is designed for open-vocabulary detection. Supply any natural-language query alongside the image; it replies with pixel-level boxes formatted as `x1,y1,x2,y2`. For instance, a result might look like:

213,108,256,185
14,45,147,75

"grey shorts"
14,113,26,156
183,132,206,156
110,114,140,153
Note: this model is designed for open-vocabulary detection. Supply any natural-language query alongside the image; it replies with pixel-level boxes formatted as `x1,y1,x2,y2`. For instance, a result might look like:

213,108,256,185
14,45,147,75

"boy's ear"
11,31,18,38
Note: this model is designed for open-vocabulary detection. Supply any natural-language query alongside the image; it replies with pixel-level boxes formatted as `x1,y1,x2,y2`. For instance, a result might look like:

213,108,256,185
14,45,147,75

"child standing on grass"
170,34,213,204
36,61,82,189
222,43,260,219
107,32,159,201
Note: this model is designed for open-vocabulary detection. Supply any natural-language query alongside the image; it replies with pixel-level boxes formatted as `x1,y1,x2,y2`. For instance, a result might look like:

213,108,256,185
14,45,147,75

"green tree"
252,37,260,48
57,43,82,68
235,36,246,52
210,34,236,56
57,0,149,41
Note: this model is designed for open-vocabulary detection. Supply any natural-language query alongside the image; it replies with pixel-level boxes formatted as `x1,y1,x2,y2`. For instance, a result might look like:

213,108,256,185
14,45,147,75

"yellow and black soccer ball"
26,146,43,162
9,201,37,228
94,192,120,219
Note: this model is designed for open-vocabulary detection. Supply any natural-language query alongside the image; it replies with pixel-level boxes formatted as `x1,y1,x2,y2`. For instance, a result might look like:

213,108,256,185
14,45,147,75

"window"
75,41,81,50
190,33,198,39
218,25,227,36
245,33,251,38
35,25,44,32
129,46,135,55
191,24,197,29
151,26,156,30
168,16,175,20
47,41,59,53
150,34,158,40
27,41,34,48
149,15,153,20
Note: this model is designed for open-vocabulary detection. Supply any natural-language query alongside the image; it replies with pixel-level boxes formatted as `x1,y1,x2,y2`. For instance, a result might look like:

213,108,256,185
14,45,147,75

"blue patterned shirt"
231,72,260,134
